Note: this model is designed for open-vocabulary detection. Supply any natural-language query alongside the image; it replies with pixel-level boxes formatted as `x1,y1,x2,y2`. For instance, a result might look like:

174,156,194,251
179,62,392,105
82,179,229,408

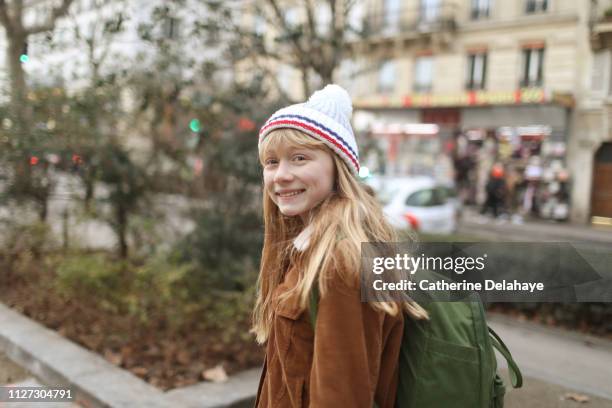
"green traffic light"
19,54,29,63
189,119,201,132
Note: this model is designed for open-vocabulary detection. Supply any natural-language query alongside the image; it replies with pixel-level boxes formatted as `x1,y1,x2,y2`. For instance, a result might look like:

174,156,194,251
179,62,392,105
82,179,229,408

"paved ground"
0,353,82,407
490,314,612,401
457,208,612,249
505,373,612,408
0,352,29,385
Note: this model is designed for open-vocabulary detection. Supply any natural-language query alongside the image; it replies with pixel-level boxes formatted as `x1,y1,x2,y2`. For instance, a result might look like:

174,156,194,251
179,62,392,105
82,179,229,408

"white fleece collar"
293,225,313,252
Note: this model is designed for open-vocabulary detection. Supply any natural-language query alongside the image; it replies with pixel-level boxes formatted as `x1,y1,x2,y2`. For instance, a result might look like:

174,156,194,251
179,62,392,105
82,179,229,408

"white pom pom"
308,84,353,118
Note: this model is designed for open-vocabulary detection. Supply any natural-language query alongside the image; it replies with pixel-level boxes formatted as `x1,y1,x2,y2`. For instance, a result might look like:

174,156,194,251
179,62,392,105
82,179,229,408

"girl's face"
263,143,335,222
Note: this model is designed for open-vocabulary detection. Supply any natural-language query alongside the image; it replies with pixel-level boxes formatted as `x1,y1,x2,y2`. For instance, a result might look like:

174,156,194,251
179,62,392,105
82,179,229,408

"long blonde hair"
252,128,427,344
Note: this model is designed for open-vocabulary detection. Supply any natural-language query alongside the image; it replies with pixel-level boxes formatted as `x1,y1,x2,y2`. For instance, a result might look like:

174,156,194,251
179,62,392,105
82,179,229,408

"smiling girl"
252,85,426,408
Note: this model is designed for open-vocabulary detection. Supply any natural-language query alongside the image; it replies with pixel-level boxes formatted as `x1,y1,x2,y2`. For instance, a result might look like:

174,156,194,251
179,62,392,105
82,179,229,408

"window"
163,17,180,39
378,60,396,94
471,0,491,19
382,0,401,35
414,56,433,93
420,0,441,23
254,14,266,36
316,6,332,36
520,47,544,87
466,52,487,90
591,50,607,93
278,64,293,93
525,0,548,14
347,1,364,35
285,7,298,27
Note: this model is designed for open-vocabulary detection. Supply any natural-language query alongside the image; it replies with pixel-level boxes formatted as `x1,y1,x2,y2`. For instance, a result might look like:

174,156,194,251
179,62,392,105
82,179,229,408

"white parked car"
366,176,458,234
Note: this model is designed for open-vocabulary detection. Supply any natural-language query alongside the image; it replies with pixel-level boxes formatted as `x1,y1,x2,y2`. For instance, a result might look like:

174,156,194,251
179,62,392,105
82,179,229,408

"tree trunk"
300,66,310,99
37,195,48,222
84,176,94,211
116,203,128,259
7,32,28,124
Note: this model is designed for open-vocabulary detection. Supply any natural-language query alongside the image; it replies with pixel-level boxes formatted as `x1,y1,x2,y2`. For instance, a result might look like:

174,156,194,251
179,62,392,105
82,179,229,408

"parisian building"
332,0,611,224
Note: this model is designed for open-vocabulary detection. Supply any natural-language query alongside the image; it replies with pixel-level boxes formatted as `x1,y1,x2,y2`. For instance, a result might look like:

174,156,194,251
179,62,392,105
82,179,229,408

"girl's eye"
293,154,307,161
264,158,278,166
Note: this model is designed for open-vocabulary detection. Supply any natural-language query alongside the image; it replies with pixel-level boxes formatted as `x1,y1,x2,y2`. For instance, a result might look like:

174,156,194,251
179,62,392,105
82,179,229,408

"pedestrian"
481,164,506,218
252,84,427,407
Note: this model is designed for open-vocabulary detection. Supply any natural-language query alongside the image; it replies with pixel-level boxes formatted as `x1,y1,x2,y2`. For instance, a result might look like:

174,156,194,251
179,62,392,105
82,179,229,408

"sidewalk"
0,352,82,407
3,306,612,407
489,313,612,402
458,209,612,249
505,374,612,408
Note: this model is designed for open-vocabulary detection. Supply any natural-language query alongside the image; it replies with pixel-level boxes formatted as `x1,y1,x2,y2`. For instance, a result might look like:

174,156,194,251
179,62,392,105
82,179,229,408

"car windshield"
405,187,448,207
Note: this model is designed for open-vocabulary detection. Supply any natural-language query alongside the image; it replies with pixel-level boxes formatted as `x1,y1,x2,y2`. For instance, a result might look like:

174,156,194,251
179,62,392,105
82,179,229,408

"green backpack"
308,278,522,408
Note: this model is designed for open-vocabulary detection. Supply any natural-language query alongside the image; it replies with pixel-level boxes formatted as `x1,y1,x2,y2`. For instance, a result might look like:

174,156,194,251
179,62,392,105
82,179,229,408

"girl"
252,85,426,407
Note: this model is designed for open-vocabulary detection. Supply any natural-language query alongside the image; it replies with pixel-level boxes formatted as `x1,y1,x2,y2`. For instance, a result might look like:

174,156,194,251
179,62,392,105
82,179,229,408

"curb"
166,368,260,408
0,303,260,408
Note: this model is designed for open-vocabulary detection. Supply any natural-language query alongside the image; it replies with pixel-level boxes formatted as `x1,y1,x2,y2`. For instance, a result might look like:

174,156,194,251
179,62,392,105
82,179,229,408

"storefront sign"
354,89,574,109
371,123,439,135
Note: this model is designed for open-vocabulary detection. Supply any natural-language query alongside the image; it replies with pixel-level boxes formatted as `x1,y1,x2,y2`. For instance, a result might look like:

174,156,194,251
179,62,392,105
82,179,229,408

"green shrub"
177,208,261,292
55,253,129,313
1,221,53,257
52,250,256,335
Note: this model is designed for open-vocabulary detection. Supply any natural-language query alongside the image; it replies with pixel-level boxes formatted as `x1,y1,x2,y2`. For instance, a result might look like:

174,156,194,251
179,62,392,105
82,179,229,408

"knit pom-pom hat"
258,84,360,175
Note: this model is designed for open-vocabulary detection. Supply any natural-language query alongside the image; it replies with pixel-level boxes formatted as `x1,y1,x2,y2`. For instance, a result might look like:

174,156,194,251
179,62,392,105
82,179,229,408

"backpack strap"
488,327,523,388
308,283,319,331
308,285,379,408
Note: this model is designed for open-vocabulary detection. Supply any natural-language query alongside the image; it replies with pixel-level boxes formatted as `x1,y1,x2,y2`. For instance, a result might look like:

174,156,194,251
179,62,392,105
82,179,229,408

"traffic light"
19,42,29,63
189,118,201,132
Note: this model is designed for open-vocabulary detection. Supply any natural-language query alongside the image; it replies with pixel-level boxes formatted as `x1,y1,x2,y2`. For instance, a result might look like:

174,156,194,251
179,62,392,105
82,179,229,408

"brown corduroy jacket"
254,261,405,408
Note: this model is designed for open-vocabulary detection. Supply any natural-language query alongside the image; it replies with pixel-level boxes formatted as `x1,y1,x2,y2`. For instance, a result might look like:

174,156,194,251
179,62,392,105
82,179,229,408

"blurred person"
522,157,543,216
453,149,473,204
475,133,497,207
480,164,507,218
252,85,427,407
505,165,521,214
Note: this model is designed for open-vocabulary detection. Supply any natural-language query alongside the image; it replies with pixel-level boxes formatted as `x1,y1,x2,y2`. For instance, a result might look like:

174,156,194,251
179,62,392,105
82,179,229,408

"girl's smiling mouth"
276,189,306,198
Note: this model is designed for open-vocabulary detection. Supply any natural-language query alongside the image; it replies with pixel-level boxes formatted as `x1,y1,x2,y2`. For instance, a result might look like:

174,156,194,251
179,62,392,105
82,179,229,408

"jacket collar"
293,225,313,252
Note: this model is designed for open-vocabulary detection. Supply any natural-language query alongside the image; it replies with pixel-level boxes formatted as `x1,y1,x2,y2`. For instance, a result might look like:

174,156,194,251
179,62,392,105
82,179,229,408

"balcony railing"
591,7,612,50
363,2,457,39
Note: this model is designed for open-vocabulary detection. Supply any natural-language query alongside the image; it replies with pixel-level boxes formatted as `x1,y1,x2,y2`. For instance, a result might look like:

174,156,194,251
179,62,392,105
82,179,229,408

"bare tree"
0,0,75,120
207,0,361,100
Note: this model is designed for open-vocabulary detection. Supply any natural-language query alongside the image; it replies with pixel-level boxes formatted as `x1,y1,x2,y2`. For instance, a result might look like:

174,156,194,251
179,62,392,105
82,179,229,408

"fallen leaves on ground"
0,257,264,391
563,392,590,403
202,364,228,383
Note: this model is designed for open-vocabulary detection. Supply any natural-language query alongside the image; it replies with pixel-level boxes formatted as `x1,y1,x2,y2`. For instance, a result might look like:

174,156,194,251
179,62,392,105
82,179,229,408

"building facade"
579,0,612,225
334,0,609,223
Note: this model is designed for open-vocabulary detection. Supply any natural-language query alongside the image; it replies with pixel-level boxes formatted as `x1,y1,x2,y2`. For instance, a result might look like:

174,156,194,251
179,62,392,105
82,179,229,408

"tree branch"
26,0,75,35
343,0,356,20
329,0,345,79
303,0,316,40
14,0,23,23
251,55,296,104
265,0,309,68
0,0,14,32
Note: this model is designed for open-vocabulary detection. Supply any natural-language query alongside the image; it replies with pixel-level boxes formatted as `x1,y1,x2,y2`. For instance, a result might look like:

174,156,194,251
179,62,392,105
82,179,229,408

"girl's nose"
273,160,294,183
